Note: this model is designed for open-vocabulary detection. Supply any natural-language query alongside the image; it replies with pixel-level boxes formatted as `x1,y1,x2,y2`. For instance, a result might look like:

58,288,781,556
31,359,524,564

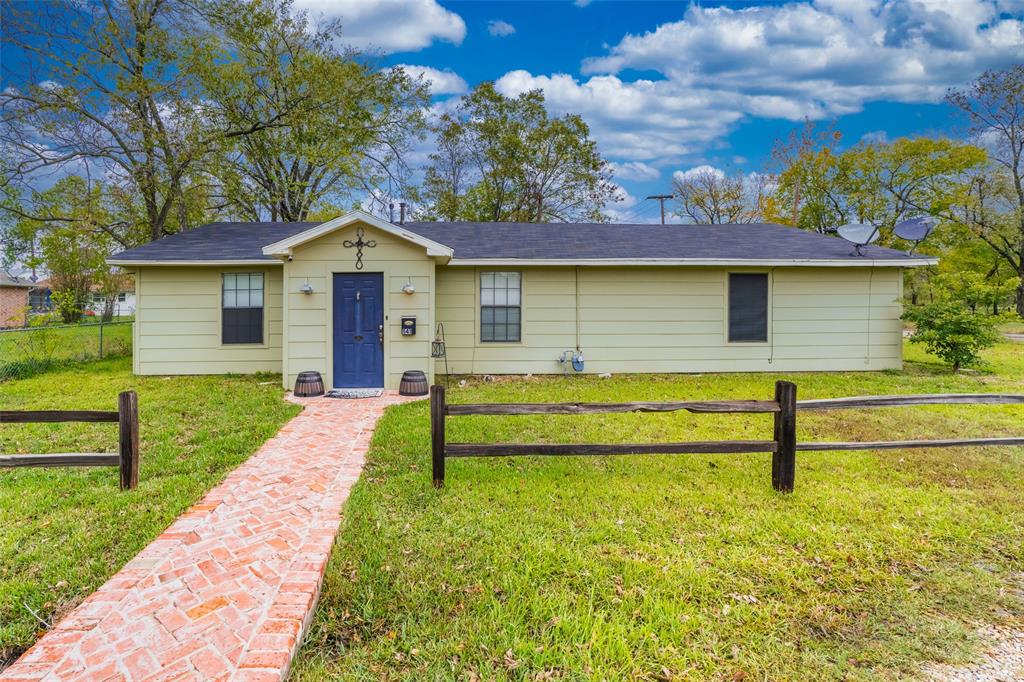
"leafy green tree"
946,65,1024,316
765,120,843,231
205,0,429,221
769,135,986,239
9,177,122,323
420,83,620,222
903,301,1004,372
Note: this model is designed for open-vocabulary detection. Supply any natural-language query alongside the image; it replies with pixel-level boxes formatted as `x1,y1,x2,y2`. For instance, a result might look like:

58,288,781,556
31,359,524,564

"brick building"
0,272,35,328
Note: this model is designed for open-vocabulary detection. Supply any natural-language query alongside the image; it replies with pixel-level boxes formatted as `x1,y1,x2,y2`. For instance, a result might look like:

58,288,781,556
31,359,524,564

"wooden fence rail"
430,383,1024,492
0,390,140,490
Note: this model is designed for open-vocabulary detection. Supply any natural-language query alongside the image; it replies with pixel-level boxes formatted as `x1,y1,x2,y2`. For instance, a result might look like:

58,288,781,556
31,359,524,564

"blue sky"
4,1,1023,223
308,0,1023,222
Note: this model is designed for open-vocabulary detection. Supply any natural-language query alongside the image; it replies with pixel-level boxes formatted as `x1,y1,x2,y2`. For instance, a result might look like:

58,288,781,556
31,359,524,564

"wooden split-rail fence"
0,391,140,490
429,383,1024,491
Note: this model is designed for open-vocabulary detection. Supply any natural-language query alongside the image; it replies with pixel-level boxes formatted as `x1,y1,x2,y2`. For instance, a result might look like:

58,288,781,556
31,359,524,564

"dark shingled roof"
110,220,920,263
401,222,915,260
111,222,318,262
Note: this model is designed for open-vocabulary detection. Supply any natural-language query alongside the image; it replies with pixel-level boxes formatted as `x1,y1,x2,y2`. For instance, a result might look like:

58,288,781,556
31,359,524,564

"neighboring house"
28,278,52,312
87,281,137,317
108,210,935,391
0,272,35,328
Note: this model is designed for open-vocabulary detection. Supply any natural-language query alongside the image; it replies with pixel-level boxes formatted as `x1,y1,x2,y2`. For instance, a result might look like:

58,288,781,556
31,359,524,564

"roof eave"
107,258,282,267
446,257,938,267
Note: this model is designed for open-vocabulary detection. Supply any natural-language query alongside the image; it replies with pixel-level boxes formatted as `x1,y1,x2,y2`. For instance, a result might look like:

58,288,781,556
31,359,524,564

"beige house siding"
282,223,436,390
435,266,903,375
134,266,284,375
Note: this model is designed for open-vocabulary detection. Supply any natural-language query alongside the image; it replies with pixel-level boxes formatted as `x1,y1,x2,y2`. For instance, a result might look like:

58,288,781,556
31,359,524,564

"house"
107,210,936,391
87,280,137,317
28,278,137,317
0,271,35,328
28,278,52,313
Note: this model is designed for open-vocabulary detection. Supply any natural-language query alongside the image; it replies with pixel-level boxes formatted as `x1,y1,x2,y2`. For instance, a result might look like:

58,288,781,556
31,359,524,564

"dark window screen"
222,273,264,344
728,273,768,342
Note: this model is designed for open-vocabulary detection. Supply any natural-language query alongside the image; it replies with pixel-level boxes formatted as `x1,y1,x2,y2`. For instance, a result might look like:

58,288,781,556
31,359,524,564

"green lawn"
294,341,1024,681
0,356,300,666
0,321,134,380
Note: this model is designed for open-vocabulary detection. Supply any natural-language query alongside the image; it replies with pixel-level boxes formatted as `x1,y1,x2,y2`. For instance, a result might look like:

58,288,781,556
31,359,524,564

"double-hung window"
480,271,521,342
222,273,264,344
728,273,769,343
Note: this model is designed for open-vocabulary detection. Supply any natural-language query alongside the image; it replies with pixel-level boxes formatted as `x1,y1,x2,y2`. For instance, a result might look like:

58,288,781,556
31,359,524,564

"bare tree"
672,168,769,224
946,65,1024,316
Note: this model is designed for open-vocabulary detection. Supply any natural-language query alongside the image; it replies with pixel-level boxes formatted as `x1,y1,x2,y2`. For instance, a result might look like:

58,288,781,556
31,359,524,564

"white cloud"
494,70,742,164
293,0,466,53
392,64,468,95
673,165,726,183
494,1,1022,170
487,19,516,37
582,1,1023,117
574,0,593,6
609,161,660,182
860,130,889,144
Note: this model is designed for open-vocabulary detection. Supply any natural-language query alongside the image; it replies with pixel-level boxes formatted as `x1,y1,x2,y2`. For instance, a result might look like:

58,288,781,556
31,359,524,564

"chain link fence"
0,320,133,381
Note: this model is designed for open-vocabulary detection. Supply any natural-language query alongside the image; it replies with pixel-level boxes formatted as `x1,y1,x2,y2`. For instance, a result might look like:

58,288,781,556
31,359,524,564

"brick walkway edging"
2,393,416,682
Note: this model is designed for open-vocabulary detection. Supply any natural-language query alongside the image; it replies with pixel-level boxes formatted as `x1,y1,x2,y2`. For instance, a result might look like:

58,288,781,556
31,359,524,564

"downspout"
575,265,581,352
769,267,775,365
865,266,875,366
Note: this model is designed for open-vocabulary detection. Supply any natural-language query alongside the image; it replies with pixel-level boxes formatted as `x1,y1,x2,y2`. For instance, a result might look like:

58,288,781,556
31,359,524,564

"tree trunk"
1016,278,1024,318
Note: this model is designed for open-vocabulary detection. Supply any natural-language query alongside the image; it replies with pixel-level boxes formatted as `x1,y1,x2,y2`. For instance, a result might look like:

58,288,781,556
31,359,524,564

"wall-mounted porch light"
401,277,416,295
300,279,314,294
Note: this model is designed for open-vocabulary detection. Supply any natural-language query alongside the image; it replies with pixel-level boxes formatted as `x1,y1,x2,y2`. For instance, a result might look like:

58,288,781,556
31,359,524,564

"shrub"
903,301,1004,372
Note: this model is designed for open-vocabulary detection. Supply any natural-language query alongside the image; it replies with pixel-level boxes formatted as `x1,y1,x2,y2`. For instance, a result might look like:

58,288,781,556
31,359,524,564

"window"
117,293,127,302
728,273,768,343
92,293,105,304
480,271,521,342
222,273,264,344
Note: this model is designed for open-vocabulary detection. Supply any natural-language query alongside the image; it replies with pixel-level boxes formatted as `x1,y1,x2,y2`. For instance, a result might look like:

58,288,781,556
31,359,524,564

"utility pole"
646,194,673,224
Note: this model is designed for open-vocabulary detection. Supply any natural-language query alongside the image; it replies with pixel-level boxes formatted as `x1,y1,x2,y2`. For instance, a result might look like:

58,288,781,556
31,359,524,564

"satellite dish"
836,223,879,256
894,216,936,254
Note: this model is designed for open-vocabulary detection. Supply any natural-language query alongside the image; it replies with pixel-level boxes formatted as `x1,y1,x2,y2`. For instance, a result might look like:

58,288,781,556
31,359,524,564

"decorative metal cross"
343,227,377,270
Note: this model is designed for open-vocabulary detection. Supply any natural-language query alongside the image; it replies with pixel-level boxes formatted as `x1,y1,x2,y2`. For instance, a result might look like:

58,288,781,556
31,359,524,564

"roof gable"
261,210,453,259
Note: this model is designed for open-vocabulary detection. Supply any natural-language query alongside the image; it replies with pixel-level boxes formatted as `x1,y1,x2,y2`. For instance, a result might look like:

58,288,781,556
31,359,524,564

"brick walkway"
2,393,414,682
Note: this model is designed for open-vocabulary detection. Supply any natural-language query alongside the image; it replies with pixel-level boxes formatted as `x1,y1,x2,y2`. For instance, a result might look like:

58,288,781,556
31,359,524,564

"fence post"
99,318,104,358
430,384,446,488
772,380,797,493
118,390,139,490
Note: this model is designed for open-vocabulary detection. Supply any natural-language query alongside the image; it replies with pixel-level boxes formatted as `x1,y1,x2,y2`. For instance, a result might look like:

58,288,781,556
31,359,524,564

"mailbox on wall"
401,316,417,336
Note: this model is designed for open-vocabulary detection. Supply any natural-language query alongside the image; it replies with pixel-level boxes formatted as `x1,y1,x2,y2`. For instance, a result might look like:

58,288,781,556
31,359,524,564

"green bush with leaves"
903,301,1004,372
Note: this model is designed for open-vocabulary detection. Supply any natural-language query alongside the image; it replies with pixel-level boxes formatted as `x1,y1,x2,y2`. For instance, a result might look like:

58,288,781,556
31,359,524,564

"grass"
0,320,134,380
293,341,1024,681
0,356,300,666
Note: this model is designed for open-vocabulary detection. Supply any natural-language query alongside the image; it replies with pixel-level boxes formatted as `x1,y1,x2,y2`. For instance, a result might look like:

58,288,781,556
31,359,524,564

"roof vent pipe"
389,202,395,223
399,202,407,225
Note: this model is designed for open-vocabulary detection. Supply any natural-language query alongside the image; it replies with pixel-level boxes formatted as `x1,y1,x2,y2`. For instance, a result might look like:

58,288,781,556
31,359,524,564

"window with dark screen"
728,273,768,343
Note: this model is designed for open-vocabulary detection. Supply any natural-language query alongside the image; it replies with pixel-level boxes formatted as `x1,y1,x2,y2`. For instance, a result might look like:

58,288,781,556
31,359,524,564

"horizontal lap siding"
283,224,434,390
434,266,902,375
135,266,283,375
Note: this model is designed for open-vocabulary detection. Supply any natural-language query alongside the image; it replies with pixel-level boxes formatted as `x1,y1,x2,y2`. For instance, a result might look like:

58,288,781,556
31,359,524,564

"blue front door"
333,273,384,388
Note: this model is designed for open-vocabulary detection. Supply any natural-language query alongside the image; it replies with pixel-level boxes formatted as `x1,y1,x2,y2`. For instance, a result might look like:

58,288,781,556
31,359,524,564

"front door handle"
378,324,384,344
